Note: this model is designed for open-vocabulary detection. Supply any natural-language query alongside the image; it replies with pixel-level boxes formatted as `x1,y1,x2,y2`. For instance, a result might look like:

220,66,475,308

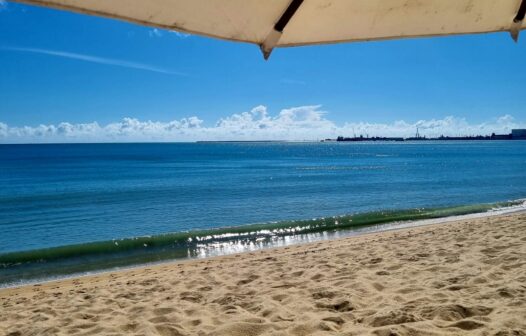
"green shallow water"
1,199,524,287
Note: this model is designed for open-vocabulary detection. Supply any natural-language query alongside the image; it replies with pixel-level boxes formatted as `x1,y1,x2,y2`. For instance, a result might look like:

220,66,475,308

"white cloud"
168,30,191,38
496,114,514,124
1,46,187,76
148,28,191,39
148,28,162,37
149,28,191,39
1,105,524,143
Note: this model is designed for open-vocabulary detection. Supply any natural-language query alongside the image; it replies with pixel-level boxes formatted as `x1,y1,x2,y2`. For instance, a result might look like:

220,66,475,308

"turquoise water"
1,141,525,285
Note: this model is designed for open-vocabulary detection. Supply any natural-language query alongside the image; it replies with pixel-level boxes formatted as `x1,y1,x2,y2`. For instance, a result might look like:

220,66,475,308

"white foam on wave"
356,199,526,234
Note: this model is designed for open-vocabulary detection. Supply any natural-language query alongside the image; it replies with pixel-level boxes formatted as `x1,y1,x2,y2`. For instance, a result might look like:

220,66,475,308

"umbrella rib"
510,0,526,41
260,0,304,59
514,0,526,22
275,0,304,32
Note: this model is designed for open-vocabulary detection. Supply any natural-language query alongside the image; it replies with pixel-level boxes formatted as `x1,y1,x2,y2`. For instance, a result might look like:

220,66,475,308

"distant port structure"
328,129,526,142
512,129,526,139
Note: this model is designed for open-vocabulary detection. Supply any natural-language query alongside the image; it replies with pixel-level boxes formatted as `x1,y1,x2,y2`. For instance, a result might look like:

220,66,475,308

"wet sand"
1,212,525,335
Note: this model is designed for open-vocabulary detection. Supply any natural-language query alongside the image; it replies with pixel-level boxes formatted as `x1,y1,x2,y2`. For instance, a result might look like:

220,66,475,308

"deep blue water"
1,141,525,255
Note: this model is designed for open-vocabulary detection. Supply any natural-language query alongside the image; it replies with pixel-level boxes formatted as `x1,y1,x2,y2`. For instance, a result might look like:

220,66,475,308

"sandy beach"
1,212,525,335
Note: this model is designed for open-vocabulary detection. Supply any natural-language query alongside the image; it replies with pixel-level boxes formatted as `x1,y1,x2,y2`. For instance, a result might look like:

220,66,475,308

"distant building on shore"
329,129,526,142
490,133,512,140
512,129,526,140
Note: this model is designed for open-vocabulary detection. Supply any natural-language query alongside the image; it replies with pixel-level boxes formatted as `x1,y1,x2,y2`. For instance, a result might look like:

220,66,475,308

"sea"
1,141,525,286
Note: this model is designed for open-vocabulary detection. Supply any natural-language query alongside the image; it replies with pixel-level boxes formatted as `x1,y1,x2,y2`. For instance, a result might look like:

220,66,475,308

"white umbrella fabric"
14,0,526,58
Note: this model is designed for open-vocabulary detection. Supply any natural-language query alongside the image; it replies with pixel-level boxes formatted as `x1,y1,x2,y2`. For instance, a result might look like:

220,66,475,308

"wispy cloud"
0,0,8,11
1,105,524,143
169,30,191,38
148,28,190,39
1,46,187,76
148,28,163,38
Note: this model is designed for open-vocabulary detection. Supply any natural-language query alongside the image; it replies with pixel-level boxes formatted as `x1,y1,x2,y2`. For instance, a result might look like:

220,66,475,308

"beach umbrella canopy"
14,0,526,58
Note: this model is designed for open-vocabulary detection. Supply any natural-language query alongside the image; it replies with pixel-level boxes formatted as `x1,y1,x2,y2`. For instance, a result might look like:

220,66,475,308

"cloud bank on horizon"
1,105,524,143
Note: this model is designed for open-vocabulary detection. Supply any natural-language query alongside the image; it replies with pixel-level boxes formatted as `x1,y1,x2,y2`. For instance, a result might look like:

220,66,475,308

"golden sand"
1,212,525,335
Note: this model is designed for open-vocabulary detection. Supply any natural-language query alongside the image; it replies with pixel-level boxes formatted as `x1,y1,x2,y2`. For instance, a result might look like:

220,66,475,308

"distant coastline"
325,128,526,142
2,129,526,145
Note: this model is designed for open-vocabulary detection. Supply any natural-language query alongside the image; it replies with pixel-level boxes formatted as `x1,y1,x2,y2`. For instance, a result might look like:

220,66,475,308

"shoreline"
2,202,525,289
1,212,526,335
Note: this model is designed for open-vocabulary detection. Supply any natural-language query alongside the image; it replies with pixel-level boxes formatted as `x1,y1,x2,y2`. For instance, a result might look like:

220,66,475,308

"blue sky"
0,1,525,142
